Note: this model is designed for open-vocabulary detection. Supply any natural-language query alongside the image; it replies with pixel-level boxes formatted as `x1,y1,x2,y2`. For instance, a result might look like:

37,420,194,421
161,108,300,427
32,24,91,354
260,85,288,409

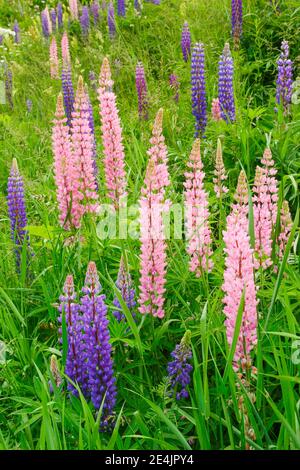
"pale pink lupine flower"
184,139,213,277
52,94,76,229
234,169,248,223
278,200,292,259
213,138,228,198
98,57,127,207
222,177,258,372
211,97,222,121
261,148,278,225
138,109,170,319
61,31,71,65
69,0,79,20
50,37,59,79
70,76,98,223
252,166,273,269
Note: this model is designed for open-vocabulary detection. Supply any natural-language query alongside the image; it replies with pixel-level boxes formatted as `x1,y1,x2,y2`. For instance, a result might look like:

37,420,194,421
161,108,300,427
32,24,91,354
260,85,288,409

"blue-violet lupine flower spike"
167,330,193,400
57,3,63,29
41,9,51,38
61,64,75,126
181,21,191,62
58,275,88,396
113,256,136,321
231,0,243,48
86,91,98,185
90,1,100,24
136,62,148,120
276,40,293,115
13,20,20,43
191,42,207,137
107,2,116,39
117,0,126,17
50,8,57,32
218,43,235,122
80,6,90,37
7,159,29,270
81,262,116,428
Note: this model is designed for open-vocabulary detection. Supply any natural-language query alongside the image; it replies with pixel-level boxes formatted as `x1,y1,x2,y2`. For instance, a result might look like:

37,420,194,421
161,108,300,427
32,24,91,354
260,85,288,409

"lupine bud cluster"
278,200,292,260
184,139,213,276
218,43,235,122
191,43,207,137
50,37,59,79
113,257,136,321
276,40,293,115
135,62,148,120
167,330,193,400
213,139,228,199
7,159,29,270
181,22,191,62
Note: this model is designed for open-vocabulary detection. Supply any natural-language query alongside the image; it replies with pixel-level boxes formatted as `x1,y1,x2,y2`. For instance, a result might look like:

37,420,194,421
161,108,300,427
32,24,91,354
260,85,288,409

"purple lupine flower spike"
134,0,141,12
218,43,235,122
5,66,13,109
80,6,90,36
90,1,100,24
57,3,63,29
276,40,293,115
181,22,191,62
58,275,88,395
13,21,20,43
191,42,207,137
169,74,180,103
7,159,29,270
86,91,98,185
26,99,32,113
136,62,148,120
41,9,51,38
0,35,3,45
81,262,116,427
117,0,126,17
50,9,57,32
231,0,243,48
61,34,75,126
107,2,116,38
113,256,136,321
167,331,193,400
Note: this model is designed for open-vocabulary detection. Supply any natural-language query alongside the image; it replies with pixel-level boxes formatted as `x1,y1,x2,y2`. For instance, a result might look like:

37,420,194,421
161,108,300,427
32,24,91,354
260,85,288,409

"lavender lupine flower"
231,0,243,48
276,40,293,115
7,159,29,270
169,74,180,103
0,35,3,45
89,70,97,91
191,43,207,137
90,1,100,24
61,35,75,126
218,43,235,122
80,6,90,36
117,0,126,17
50,9,57,32
5,66,13,109
57,3,63,29
86,91,98,183
41,9,51,38
58,275,88,395
81,262,116,426
136,62,148,120
113,257,136,321
167,331,193,400
107,2,116,39
134,0,141,12
26,99,32,113
181,22,191,62
13,21,20,43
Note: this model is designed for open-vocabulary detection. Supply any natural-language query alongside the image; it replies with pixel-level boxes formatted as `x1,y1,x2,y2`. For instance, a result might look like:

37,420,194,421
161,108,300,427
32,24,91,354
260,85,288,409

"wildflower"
211,98,222,121
112,256,136,321
4,66,13,109
191,43,207,137
117,0,126,17
276,40,293,115
50,8,57,32
50,37,59,79
61,32,75,126
69,0,79,20
213,138,228,198
13,20,20,44
57,3,63,29
26,99,32,113
181,22,191,62
90,1,100,24
80,6,90,37
231,0,243,48
167,331,193,400
218,43,235,122
108,2,116,39
136,62,148,120
278,200,292,260
41,7,52,38
169,74,180,103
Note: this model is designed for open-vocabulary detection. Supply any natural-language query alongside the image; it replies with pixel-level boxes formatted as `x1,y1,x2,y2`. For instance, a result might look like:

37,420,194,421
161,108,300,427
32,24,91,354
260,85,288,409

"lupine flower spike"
80,6,90,37
278,200,292,260
169,74,180,103
231,0,243,49
218,43,235,122
213,138,228,199
50,37,59,79
136,62,148,120
138,109,170,319
108,2,116,39
4,67,13,109
222,171,258,372
113,256,136,321
191,43,207,137
211,98,221,121
41,8,51,38
7,159,29,270
181,22,191,62
90,1,100,24
50,9,57,32
70,76,98,220
276,40,293,115
260,147,278,225
98,58,127,207
61,32,75,126
13,21,20,44
69,0,79,20
117,0,126,17
184,139,213,277
81,262,116,426
49,355,62,391
167,330,193,400
57,3,63,29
